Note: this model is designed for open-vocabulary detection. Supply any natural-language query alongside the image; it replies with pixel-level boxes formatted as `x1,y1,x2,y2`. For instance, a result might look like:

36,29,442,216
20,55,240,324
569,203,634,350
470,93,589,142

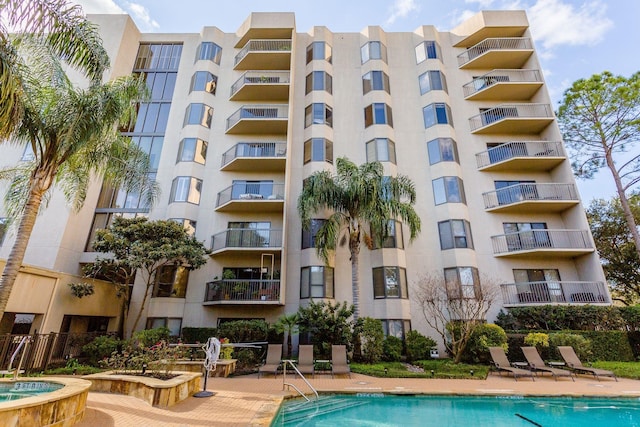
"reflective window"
195,42,222,64
381,319,411,339
303,138,333,164
418,70,447,94
438,220,473,250
135,43,182,70
183,103,213,128
427,138,458,165
146,317,182,336
366,138,396,164
190,71,217,94
300,266,335,299
423,103,453,128
373,267,408,298
364,103,393,127
306,42,332,64
444,267,480,299
177,138,207,164
362,71,390,94
415,41,441,63
170,176,202,204
302,219,326,249
304,103,333,128
305,71,333,94
153,265,189,298
133,102,172,133
361,41,387,63
170,218,197,235
371,220,404,249
432,176,466,205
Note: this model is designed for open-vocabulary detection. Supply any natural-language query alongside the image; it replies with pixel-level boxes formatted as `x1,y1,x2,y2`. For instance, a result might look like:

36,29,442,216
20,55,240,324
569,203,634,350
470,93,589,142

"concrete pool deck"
75,372,640,426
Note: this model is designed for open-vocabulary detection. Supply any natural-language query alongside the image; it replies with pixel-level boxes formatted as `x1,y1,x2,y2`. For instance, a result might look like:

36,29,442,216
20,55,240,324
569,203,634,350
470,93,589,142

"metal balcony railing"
211,228,283,252
205,279,280,302
221,142,287,167
491,229,592,254
476,141,563,169
468,103,553,132
483,183,578,210
235,39,292,65
501,281,610,305
230,71,291,97
216,182,285,207
462,69,542,97
457,37,533,66
226,105,288,130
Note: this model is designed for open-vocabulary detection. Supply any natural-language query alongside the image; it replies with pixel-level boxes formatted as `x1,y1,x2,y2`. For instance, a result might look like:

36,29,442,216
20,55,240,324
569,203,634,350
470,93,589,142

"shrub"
383,336,403,362
496,305,626,331
82,335,123,366
580,330,634,361
133,327,170,348
462,324,507,364
549,332,592,361
217,320,269,343
297,301,357,357
360,318,384,363
181,327,217,343
405,331,436,362
523,332,549,348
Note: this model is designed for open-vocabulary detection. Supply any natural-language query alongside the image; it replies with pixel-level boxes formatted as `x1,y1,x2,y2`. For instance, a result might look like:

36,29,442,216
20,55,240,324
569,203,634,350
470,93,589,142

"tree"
297,157,421,321
296,300,358,358
557,71,640,262
85,217,209,337
273,313,299,358
413,272,499,363
586,195,640,305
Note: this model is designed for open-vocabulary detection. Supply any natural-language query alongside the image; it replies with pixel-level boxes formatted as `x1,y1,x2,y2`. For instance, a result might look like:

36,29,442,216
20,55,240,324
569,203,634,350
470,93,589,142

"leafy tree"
557,71,640,262
404,330,436,362
86,217,209,337
382,336,403,362
462,323,507,364
273,313,299,358
297,157,421,321
359,317,384,363
296,300,358,358
587,195,640,305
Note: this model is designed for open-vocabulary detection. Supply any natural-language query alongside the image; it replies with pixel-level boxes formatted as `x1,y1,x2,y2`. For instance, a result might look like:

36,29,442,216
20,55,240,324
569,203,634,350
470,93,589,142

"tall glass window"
177,138,207,164
306,42,332,64
305,71,333,94
364,103,393,127
195,42,222,64
418,70,447,94
423,103,453,128
415,41,441,63
427,138,458,165
303,138,333,164
183,103,213,128
300,266,334,298
361,41,388,63
362,71,390,94
170,176,202,204
432,176,466,205
190,71,217,94
366,138,396,163
304,103,333,127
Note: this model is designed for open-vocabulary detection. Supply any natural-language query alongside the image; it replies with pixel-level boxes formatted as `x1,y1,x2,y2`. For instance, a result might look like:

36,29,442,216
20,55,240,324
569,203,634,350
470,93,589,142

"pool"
272,394,640,426
0,381,63,401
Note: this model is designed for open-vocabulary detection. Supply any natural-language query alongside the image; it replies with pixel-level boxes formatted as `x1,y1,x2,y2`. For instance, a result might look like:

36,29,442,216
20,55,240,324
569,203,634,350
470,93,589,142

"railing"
205,279,281,302
235,39,292,65
476,141,563,169
462,69,542,97
221,142,287,167
483,183,578,209
491,229,592,254
282,359,318,401
457,37,532,66
501,281,610,305
226,104,289,130
216,183,285,207
469,103,553,132
211,228,283,252
230,71,291,96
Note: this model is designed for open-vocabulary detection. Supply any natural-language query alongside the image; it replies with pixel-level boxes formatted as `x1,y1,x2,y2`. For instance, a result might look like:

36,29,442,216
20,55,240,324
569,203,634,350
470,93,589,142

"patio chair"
297,345,315,378
520,346,574,381
331,345,351,378
488,347,535,381
258,344,282,378
557,346,617,381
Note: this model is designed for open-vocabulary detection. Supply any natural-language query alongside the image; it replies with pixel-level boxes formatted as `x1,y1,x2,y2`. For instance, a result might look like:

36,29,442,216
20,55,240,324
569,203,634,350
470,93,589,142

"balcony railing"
230,71,290,97
211,228,282,252
226,104,288,131
476,141,563,169
457,37,533,67
491,229,592,255
501,281,610,306
468,103,553,132
221,142,287,167
483,183,578,210
205,279,280,303
462,69,542,98
234,39,292,65
216,182,285,207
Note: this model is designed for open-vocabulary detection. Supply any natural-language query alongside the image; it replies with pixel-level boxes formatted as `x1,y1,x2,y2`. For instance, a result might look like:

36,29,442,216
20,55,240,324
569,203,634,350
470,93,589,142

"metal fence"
457,37,532,66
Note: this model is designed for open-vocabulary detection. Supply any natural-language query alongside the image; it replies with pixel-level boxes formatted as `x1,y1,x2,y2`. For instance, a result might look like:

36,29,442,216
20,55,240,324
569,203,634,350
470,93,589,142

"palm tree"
297,157,421,321
274,313,299,358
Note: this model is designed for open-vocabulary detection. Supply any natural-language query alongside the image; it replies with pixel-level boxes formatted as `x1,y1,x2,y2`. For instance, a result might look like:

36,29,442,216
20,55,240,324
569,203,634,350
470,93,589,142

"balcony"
491,229,594,258
469,103,554,134
463,69,543,100
234,39,292,70
226,105,288,134
204,279,281,305
230,71,290,101
221,142,286,172
483,183,579,213
476,141,564,171
501,281,610,306
210,228,282,256
457,37,533,69
216,182,285,212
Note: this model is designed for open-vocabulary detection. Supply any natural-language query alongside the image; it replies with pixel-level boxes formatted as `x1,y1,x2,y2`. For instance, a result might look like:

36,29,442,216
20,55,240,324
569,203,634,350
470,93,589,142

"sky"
71,0,640,203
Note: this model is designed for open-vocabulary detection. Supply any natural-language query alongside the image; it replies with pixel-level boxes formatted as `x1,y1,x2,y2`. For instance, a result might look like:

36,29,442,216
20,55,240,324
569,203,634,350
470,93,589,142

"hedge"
181,327,217,344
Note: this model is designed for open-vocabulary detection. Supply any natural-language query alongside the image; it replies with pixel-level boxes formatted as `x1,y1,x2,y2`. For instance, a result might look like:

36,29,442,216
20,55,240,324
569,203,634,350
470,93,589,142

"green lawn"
591,361,640,380
350,360,489,379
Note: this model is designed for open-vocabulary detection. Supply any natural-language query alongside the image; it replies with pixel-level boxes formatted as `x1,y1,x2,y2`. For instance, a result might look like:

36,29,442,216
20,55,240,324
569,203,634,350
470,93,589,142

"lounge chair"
258,344,282,378
331,345,351,378
297,345,315,378
557,346,617,381
521,346,574,381
488,347,535,381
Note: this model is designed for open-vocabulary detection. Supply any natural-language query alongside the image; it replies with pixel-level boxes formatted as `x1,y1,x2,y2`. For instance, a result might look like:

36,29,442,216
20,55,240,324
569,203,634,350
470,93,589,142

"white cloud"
72,0,125,14
124,1,159,31
72,1,158,31
384,0,420,27
464,0,497,7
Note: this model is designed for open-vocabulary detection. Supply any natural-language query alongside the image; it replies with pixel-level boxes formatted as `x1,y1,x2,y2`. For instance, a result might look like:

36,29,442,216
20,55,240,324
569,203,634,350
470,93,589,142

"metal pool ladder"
281,359,318,402
8,336,30,380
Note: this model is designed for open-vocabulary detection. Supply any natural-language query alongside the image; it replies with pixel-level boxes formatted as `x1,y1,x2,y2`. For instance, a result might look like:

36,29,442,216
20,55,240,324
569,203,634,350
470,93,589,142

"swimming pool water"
272,394,640,426
0,381,63,402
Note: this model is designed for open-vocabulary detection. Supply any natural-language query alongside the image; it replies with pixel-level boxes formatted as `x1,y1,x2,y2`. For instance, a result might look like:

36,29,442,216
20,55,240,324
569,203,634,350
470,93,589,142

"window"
183,103,213,128
134,43,182,70
300,266,334,299
190,71,217,94
230,180,274,199
427,138,458,165
381,319,411,339
361,41,387,63
366,138,396,163
170,218,197,235
513,269,562,302
132,102,172,133
418,70,447,94
177,138,207,164
371,220,404,249
364,103,393,127
438,220,473,250
503,222,550,250
195,41,222,64
306,41,332,63
303,138,333,164
423,103,453,128
494,180,536,205
432,176,466,205
153,264,189,298
302,219,326,249
146,317,182,336
224,221,272,248
373,267,408,299
304,103,333,127
170,176,202,204
362,71,390,94
415,41,441,63
136,71,177,100
305,71,333,94
0,217,7,245
444,267,480,299
21,144,35,161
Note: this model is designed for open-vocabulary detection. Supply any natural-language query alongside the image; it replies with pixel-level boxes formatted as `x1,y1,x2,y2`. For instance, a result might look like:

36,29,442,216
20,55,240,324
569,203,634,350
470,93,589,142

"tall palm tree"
298,157,421,321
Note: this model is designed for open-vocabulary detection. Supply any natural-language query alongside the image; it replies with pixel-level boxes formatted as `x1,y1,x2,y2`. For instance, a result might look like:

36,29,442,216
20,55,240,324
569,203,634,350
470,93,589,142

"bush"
217,320,269,343
132,327,170,348
360,318,384,363
405,331,436,363
579,330,634,361
82,335,123,366
548,332,592,361
383,336,403,362
462,324,507,364
523,332,549,348
496,305,626,331
181,327,217,343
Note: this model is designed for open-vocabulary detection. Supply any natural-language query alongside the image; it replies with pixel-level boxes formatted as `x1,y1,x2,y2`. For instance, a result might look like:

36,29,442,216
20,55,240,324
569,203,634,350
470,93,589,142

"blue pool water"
0,381,63,402
272,394,640,426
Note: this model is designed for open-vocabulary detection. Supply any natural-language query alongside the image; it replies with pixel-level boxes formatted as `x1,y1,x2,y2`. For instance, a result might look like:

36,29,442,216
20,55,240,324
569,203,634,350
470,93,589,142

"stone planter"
83,371,201,407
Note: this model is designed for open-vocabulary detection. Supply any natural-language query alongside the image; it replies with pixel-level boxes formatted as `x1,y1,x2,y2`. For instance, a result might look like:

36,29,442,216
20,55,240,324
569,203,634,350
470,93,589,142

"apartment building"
0,10,610,340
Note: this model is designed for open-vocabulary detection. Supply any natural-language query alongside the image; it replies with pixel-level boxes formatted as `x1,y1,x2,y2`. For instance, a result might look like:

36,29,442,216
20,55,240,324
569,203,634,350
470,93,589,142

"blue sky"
73,0,639,202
